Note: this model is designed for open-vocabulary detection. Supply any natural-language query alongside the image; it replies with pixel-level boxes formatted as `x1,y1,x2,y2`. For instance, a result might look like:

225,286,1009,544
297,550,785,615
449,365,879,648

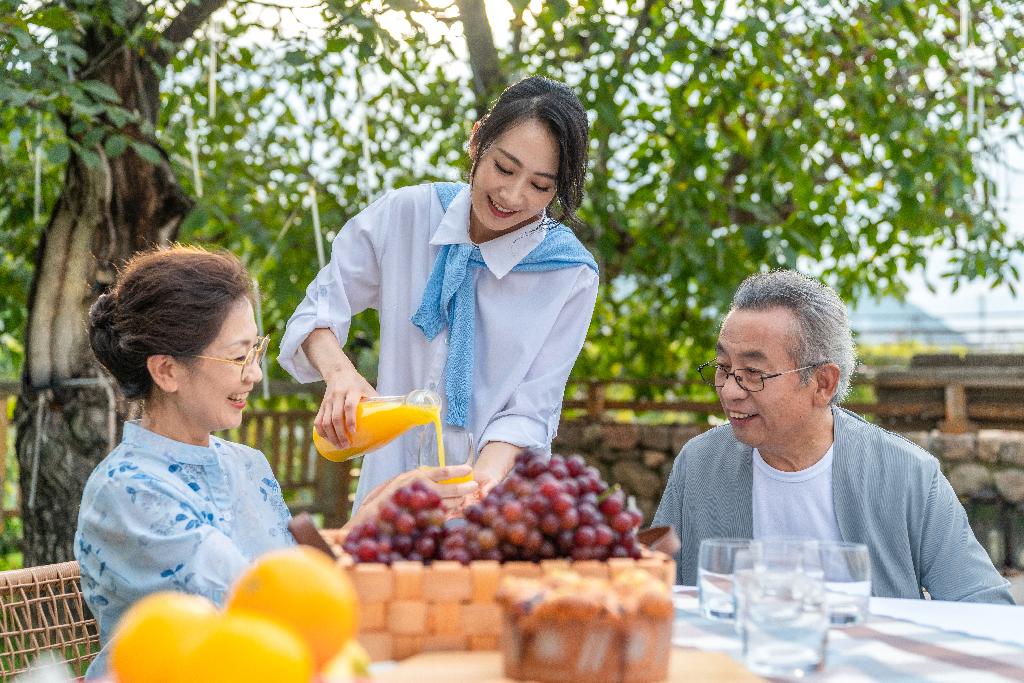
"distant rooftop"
849,296,969,346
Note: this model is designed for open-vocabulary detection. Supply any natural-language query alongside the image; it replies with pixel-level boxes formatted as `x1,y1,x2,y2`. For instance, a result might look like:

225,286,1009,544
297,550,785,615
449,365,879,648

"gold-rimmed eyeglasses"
193,335,271,380
697,360,824,393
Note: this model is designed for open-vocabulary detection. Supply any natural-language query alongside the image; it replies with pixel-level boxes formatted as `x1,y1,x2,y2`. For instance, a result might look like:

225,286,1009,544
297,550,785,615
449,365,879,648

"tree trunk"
14,40,192,566
457,0,506,112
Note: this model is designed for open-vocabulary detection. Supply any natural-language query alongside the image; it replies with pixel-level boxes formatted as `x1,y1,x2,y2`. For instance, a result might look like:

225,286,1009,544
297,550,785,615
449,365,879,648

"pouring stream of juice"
311,394,472,485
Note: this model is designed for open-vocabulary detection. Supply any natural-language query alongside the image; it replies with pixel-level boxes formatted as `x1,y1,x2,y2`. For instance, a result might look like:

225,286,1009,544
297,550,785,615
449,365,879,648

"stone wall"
552,419,1024,570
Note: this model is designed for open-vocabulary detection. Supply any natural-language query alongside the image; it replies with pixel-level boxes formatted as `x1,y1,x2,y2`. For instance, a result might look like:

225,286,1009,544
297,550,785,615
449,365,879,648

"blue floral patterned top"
74,421,295,678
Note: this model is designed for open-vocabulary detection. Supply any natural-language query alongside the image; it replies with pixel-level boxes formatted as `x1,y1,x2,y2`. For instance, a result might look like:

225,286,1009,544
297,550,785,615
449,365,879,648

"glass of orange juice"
419,427,476,485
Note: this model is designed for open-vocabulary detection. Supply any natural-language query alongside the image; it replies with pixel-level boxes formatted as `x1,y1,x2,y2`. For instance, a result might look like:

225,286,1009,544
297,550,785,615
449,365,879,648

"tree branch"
510,4,526,62
617,0,655,68
155,0,229,66
456,0,506,114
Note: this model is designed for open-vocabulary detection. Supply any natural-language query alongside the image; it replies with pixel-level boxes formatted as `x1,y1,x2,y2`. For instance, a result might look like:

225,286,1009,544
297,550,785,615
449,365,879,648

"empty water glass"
732,548,757,633
736,551,828,678
734,539,821,633
698,538,752,621
757,537,823,575
819,541,871,626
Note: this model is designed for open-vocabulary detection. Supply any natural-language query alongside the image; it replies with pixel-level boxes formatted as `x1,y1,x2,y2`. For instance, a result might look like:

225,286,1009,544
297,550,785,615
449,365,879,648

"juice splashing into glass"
312,391,443,462
416,421,475,485
434,419,477,483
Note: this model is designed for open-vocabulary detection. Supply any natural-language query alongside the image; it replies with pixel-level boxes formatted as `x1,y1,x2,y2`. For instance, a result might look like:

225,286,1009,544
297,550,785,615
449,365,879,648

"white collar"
753,444,835,482
429,185,547,280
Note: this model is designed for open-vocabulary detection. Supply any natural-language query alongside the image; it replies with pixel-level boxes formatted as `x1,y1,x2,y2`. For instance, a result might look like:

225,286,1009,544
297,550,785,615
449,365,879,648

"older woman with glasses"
75,246,474,678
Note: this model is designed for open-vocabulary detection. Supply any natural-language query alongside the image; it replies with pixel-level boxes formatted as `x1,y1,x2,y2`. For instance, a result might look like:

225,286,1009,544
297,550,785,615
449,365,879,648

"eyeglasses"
193,336,270,380
697,360,824,393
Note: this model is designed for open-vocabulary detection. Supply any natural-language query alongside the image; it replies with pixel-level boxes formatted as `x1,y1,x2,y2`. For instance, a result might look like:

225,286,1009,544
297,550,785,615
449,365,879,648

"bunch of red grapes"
344,451,645,565
342,479,446,564
453,451,644,562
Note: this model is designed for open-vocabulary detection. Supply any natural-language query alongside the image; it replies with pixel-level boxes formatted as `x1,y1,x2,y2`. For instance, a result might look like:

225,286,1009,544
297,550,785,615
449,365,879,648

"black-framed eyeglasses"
194,335,271,380
697,360,824,393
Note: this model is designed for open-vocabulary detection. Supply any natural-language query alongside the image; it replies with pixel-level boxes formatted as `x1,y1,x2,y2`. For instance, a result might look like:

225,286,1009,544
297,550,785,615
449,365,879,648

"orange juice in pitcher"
312,389,445,463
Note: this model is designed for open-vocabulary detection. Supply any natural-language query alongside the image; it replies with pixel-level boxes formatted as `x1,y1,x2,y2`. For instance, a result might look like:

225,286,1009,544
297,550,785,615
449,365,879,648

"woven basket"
0,561,100,681
336,553,676,662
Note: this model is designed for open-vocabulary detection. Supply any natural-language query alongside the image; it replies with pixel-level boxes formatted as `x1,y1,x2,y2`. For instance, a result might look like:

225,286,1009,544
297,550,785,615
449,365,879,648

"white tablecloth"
674,587,1024,681
870,596,1024,647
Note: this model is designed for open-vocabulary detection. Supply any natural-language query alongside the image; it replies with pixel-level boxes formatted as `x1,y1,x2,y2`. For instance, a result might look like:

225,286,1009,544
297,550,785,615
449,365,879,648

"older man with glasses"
653,270,1013,603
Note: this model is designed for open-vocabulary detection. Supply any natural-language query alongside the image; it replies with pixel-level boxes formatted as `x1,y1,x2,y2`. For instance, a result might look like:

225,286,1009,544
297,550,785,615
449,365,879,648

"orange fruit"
225,546,359,670
109,592,219,683
177,612,313,683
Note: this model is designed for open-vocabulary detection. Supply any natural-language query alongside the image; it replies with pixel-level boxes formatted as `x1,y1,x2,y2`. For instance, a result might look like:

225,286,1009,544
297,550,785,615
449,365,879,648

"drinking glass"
418,427,476,484
731,548,757,633
757,537,823,575
697,538,752,621
818,541,871,626
736,549,828,678
733,540,820,633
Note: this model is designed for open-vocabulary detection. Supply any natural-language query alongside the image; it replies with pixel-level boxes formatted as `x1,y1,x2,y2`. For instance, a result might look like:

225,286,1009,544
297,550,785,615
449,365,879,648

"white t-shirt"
279,183,599,510
752,445,842,542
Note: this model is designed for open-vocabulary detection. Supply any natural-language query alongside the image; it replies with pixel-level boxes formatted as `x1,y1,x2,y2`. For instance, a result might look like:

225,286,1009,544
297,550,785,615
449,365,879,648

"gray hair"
729,270,857,404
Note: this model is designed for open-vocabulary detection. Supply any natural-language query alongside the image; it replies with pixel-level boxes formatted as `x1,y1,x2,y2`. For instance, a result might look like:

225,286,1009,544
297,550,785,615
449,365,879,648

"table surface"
375,649,764,682
373,592,1024,682
672,587,1024,682
869,595,1024,647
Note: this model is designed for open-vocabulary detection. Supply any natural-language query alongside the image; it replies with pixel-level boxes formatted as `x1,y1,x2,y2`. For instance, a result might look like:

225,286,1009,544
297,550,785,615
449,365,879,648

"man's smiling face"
714,307,824,457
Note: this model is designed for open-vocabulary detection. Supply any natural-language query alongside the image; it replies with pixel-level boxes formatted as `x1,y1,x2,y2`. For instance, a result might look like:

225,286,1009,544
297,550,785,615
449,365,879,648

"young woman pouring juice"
279,76,598,512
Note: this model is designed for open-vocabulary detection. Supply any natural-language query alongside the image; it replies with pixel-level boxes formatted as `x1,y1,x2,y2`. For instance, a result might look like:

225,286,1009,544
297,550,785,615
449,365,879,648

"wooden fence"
3,360,1024,526
563,369,1024,434
223,409,351,527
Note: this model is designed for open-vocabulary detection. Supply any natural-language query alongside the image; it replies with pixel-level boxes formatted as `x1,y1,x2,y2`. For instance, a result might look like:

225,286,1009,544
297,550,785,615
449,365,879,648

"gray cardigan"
653,407,1014,604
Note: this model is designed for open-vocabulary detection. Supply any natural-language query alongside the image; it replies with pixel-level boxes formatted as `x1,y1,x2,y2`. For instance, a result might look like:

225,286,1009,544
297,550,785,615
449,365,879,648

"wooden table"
374,649,764,682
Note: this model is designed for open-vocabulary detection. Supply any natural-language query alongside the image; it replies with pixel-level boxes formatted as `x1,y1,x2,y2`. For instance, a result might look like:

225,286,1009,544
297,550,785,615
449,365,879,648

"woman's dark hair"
469,76,589,227
89,245,253,400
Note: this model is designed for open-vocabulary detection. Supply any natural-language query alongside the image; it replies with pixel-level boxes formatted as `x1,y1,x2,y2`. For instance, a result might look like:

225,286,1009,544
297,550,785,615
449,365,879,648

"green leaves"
131,142,162,165
0,0,1021,391
46,143,69,165
2,89,33,107
103,135,129,157
504,0,1024,381
27,6,76,32
78,80,121,104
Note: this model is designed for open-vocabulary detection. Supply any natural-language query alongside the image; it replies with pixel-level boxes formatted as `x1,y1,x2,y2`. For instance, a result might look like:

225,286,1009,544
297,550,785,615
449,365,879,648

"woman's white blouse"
279,183,599,510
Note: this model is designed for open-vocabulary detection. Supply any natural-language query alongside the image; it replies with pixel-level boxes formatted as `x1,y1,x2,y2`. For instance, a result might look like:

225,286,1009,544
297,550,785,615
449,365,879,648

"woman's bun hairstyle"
88,245,252,400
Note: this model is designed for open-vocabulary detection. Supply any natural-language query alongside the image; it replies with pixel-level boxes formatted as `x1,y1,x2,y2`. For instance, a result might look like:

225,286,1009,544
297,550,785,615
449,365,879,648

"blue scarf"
410,182,598,427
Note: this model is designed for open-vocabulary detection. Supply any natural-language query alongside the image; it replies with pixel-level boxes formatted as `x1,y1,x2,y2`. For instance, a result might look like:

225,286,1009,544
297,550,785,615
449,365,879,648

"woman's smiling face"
468,118,559,243
163,298,263,444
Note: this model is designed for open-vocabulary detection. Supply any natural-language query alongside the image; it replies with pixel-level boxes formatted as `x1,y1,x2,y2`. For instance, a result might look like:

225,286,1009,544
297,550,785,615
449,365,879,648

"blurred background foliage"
1,0,1023,567
1,0,1023,391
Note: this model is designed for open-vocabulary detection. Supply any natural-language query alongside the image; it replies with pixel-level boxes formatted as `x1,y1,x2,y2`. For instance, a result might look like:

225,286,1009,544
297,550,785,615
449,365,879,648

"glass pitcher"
312,389,442,462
